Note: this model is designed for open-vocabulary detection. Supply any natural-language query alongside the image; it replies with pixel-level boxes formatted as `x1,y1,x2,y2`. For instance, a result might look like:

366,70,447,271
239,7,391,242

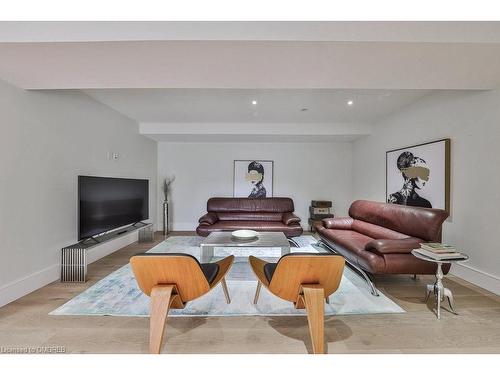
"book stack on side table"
308,200,334,232
413,243,467,261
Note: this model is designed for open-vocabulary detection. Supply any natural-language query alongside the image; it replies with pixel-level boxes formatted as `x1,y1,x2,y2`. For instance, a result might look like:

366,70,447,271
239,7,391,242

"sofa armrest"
282,212,301,226
365,238,423,255
198,212,218,226
322,217,353,230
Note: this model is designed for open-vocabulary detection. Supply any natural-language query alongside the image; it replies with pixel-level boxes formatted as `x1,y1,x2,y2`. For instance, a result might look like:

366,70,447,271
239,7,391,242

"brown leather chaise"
196,197,303,238
315,200,449,296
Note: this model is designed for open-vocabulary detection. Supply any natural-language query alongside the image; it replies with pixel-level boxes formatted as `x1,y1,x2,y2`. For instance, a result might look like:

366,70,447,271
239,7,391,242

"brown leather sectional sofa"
196,197,303,238
315,200,449,294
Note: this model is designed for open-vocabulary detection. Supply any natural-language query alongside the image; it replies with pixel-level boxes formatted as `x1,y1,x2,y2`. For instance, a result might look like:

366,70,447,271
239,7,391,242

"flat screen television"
78,176,149,240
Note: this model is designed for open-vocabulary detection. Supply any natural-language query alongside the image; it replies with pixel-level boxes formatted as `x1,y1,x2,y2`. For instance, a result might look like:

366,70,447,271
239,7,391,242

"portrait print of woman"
233,160,274,198
246,161,267,198
387,151,432,208
386,139,450,211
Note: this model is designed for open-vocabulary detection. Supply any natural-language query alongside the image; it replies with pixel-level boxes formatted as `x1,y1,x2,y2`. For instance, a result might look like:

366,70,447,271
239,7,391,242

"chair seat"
199,263,219,284
263,263,278,282
131,252,220,284
263,253,333,283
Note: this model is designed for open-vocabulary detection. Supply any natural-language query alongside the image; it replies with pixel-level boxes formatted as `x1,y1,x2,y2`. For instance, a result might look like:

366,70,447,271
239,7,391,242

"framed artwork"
233,160,274,198
386,139,450,212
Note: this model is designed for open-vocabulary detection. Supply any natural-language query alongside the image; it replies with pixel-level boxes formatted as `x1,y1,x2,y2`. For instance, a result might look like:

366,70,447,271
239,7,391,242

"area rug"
50,236,404,317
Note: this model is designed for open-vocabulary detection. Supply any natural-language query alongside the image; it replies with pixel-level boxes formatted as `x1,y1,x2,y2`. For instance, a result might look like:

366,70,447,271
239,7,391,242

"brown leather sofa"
315,200,449,295
196,197,303,238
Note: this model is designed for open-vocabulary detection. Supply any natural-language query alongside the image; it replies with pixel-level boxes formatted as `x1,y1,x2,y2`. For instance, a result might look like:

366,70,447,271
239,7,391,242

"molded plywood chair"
130,253,234,354
249,253,345,354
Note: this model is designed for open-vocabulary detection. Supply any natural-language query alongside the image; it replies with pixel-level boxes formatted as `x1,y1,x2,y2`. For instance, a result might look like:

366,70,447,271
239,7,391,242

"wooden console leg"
149,285,175,354
302,285,325,354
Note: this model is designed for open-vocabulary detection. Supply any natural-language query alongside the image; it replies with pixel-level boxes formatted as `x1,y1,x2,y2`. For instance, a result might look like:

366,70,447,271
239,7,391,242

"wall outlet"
106,152,120,161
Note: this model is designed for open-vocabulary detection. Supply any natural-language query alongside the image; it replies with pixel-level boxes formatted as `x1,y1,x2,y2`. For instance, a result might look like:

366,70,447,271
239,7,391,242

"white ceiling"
140,134,364,143
0,21,498,142
0,22,500,90
2,21,500,43
1,40,499,90
138,122,372,143
84,89,431,123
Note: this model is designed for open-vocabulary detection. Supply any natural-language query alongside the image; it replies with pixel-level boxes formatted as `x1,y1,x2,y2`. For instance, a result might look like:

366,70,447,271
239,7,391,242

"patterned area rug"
50,236,404,317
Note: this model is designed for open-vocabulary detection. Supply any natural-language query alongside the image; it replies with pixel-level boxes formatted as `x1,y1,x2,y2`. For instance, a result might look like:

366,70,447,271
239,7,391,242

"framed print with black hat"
233,160,274,198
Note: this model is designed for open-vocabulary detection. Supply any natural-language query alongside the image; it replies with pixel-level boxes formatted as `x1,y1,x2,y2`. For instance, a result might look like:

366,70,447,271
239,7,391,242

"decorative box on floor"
61,223,153,283
309,200,334,232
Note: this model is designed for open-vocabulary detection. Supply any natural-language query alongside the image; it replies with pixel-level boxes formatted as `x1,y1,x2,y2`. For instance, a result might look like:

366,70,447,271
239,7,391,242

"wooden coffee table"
200,232,290,263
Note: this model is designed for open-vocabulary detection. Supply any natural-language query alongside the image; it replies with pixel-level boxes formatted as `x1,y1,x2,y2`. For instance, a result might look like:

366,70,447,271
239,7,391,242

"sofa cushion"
198,220,295,231
198,212,218,225
282,212,301,225
322,217,353,230
365,237,423,255
348,200,448,242
318,228,373,254
316,226,373,264
207,197,295,213
216,212,283,222
351,220,409,240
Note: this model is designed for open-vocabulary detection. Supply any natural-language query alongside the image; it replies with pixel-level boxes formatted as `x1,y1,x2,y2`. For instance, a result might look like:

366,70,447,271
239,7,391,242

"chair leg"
149,285,174,354
221,277,231,304
302,286,325,354
254,281,262,304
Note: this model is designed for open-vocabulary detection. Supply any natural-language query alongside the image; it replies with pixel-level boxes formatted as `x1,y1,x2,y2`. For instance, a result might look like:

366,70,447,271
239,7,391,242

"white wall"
158,142,353,231
352,90,500,294
0,79,157,306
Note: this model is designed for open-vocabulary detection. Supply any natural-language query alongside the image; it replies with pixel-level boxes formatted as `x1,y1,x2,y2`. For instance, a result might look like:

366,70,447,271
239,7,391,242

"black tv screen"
78,176,149,240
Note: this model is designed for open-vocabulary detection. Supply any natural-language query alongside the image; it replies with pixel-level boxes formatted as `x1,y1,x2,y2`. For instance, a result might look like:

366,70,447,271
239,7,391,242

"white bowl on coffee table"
231,230,259,240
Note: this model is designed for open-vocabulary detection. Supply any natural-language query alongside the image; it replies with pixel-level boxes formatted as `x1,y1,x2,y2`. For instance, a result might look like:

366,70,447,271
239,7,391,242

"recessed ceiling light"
251,100,258,105
347,100,354,106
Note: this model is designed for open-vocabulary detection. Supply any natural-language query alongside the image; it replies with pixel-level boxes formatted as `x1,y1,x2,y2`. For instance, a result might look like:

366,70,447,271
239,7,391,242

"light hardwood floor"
0,232,499,354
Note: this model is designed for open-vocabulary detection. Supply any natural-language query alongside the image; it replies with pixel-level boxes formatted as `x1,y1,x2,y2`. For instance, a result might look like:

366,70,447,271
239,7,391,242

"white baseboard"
171,222,197,232
0,232,139,308
450,263,500,295
0,263,60,308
